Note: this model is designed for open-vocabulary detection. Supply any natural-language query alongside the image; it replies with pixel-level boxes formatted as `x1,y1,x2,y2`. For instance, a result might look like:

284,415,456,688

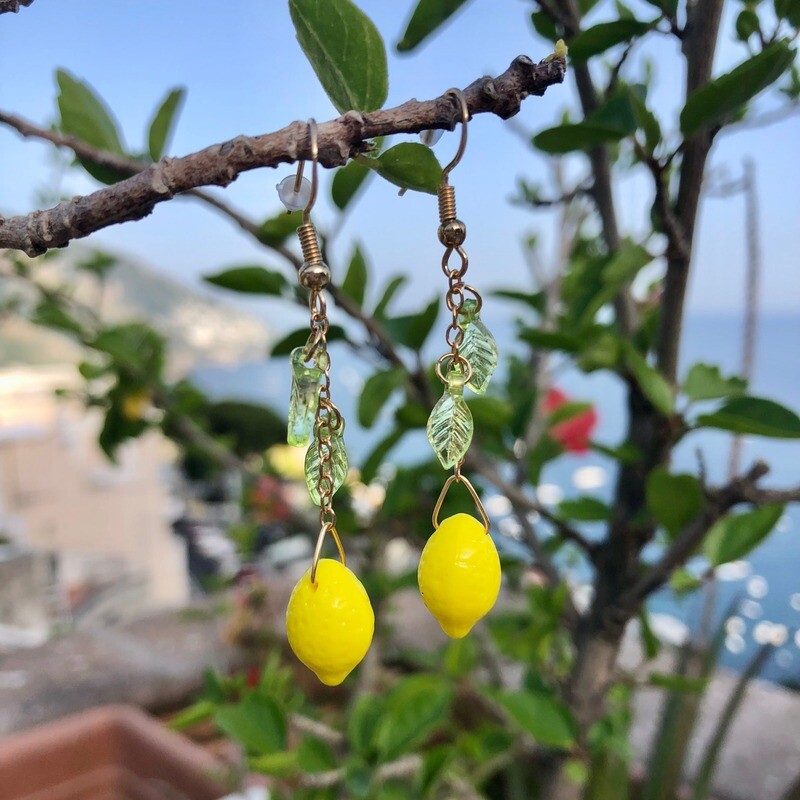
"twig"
0,55,566,256
466,451,596,560
298,754,422,788
618,460,800,608
289,713,344,746
634,139,690,261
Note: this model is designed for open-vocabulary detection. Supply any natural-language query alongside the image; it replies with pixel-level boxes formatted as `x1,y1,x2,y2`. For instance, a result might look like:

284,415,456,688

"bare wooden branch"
0,0,33,13
0,55,565,257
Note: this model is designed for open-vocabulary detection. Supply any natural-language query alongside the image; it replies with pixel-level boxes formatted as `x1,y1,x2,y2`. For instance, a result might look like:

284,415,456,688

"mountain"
0,248,271,374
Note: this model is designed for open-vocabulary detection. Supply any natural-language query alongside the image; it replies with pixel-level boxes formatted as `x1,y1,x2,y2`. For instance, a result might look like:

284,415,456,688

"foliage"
4,0,800,798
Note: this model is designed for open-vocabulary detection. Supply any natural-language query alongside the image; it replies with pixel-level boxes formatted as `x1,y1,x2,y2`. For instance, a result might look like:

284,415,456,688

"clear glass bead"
420,129,444,147
426,365,474,469
305,422,348,505
287,343,324,447
459,299,498,395
277,175,312,211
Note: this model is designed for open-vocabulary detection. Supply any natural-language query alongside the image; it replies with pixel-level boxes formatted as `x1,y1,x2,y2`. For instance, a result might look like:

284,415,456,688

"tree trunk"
538,621,625,800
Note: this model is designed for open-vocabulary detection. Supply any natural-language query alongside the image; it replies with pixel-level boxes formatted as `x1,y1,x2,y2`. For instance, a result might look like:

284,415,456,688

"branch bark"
0,0,33,13
655,0,726,382
0,55,565,257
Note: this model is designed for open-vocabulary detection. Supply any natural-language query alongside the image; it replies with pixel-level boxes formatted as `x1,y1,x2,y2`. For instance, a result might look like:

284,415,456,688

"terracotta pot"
0,704,227,800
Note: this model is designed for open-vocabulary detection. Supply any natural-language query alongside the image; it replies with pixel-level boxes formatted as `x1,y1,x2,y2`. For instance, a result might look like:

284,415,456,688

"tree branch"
0,0,33,13
0,54,565,257
618,460,800,608
655,0,726,382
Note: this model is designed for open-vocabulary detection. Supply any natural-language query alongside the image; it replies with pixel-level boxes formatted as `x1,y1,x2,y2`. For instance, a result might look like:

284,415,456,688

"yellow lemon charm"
418,512,501,638
286,558,374,685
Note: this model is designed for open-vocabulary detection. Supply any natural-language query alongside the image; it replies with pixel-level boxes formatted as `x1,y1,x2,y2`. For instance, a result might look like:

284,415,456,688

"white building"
0,366,190,641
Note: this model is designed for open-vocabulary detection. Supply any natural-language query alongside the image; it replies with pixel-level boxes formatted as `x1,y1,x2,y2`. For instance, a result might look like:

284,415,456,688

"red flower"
543,388,598,454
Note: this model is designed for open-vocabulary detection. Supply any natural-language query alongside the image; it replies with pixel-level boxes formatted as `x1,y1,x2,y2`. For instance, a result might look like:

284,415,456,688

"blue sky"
0,0,798,318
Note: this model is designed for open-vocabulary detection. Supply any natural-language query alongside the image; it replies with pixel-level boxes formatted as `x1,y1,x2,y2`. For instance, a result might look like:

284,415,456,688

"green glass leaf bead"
459,299,498,395
305,424,349,505
426,366,474,469
287,344,325,447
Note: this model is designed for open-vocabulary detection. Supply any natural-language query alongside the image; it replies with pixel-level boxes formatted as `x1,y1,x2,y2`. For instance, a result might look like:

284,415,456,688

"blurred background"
0,2,798,800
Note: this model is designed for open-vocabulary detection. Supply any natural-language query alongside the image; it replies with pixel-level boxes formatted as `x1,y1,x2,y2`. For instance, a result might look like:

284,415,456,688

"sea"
193,311,800,685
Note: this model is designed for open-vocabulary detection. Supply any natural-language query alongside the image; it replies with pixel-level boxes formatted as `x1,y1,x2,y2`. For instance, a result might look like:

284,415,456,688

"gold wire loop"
441,89,469,182
432,472,490,534
435,353,473,385
310,521,346,584
441,246,469,278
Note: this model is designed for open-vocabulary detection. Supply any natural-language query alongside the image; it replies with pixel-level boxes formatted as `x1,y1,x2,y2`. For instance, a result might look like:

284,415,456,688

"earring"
418,91,501,639
282,120,374,686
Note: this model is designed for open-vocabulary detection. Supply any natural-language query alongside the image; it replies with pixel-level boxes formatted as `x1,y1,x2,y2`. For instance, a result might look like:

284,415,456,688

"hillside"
0,249,272,375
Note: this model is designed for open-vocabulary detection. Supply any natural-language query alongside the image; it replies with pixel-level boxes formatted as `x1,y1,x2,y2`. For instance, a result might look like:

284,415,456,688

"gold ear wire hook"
303,118,319,223
441,88,469,183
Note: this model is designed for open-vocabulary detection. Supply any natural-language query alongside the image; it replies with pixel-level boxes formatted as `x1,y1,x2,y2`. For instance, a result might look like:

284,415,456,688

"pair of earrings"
282,92,501,686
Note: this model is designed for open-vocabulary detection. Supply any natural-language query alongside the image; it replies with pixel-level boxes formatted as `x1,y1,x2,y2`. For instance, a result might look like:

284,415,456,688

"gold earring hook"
441,88,469,182
302,118,319,223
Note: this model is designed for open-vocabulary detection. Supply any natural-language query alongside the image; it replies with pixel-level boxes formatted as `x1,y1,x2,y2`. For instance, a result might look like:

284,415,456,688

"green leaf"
531,10,559,40
623,345,674,414
341,245,368,306
697,396,800,438
639,610,661,660
397,0,472,52
492,288,546,312
648,673,710,693
775,0,800,27
519,327,581,352
683,363,747,401
214,694,287,754
495,689,576,749
548,401,594,427
297,736,336,772
258,210,303,247
735,9,761,42
383,297,439,349
374,275,407,318
168,700,217,731
558,496,612,521
348,695,386,757
369,142,442,194
569,19,653,63
427,382,473,469
270,324,347,356
288,0,388,113
204,265,288,295
646,468,703,538
704,503,785,566
443,637,478,678
56,69,127,184
467,396,512,431
680,41,795,136
630,87,662,153
358,369,405,427
534,91,637,154
31,299,83,334
669,567,703,595
147,87,185,160
591,440,641,463
331,159,372,210
375,675,453,760
77,251,116,277
250,750,299,776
